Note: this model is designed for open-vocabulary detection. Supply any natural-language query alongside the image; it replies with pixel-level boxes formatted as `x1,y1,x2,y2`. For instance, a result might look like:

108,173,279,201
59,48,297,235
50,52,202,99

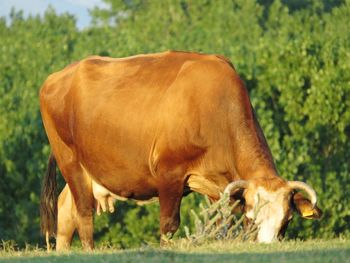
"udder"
92,180,117,215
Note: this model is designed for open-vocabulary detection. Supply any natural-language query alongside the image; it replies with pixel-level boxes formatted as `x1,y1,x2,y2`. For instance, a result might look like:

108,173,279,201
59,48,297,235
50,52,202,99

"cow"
39,51,322,250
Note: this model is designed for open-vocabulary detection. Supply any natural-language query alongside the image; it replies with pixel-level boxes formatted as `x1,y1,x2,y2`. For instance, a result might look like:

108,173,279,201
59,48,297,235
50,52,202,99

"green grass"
0,239,349,263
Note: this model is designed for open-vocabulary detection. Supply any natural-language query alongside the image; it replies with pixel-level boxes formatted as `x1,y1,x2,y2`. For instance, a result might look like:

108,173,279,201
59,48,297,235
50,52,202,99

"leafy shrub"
184,194,258,245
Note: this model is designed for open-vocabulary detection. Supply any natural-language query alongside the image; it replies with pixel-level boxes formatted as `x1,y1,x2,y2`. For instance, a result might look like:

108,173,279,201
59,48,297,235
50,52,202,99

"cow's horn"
288,181,317,207
224,180,249,196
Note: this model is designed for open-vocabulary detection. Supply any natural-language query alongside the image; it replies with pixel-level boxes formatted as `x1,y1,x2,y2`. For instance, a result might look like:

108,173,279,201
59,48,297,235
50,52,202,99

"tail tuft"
40,153,58,248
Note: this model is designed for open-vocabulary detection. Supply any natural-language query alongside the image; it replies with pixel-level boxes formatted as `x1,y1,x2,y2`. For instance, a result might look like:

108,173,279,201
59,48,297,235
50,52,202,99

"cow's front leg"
158,180,184,245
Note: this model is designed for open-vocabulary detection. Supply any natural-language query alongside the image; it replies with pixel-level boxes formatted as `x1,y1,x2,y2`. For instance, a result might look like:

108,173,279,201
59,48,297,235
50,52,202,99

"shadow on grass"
1,247,349,263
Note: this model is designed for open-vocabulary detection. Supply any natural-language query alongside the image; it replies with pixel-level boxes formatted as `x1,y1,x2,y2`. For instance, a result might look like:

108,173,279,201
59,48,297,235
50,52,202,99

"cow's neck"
232,110,280,185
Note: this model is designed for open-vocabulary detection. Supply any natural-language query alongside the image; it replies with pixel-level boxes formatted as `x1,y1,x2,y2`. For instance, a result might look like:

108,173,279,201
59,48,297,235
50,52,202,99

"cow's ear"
292,192,322,219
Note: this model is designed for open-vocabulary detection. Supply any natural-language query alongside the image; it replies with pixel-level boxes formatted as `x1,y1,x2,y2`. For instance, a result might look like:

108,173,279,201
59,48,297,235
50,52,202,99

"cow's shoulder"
164,51,243,98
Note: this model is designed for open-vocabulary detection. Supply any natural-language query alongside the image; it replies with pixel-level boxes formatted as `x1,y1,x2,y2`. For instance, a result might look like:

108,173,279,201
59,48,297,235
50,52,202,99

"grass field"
0,239,349,263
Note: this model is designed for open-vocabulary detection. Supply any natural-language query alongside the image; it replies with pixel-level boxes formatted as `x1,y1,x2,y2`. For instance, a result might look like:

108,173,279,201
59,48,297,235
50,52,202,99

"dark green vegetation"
0,0,349,248
0,239,349,262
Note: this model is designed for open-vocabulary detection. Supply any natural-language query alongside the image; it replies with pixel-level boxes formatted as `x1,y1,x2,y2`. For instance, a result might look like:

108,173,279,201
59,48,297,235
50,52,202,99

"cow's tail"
40,153,58,251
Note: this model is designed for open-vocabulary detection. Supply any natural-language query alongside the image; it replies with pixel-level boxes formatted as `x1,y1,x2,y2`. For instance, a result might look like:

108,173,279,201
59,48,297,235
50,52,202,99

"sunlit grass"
1,193,349,262
0,239,349,263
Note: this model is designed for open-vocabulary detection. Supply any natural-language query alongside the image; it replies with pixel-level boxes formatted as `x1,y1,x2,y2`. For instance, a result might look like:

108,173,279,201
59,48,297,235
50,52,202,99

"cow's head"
224,179,322,243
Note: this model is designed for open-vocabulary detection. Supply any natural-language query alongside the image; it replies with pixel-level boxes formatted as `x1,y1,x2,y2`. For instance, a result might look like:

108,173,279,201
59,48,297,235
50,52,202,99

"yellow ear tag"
302,210,314,218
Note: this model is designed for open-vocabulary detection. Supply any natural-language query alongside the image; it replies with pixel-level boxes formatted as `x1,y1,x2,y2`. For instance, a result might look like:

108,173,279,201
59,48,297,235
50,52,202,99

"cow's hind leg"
61,162,94,250
52,147,94,250
158,179,184,245
42,104,94,250
56,185,75,250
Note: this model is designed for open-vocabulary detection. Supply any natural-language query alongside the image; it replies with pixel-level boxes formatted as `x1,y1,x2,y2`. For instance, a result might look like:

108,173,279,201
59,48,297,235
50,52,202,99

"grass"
2,196,348,262
0,239,349,263
1,195,349,262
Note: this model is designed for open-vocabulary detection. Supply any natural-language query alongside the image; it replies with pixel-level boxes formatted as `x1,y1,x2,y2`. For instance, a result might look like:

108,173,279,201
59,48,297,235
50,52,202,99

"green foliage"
93,201,160,248
0,0,349,247
0,8,78,245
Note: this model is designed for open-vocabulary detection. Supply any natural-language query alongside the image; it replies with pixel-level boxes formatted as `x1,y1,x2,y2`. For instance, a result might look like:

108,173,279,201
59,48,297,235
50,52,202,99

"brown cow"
39,51,321,250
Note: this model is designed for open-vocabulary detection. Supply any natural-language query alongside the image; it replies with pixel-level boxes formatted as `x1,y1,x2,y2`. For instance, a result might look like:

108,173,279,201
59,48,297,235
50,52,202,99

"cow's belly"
92,179,158,205
80,163,158,202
